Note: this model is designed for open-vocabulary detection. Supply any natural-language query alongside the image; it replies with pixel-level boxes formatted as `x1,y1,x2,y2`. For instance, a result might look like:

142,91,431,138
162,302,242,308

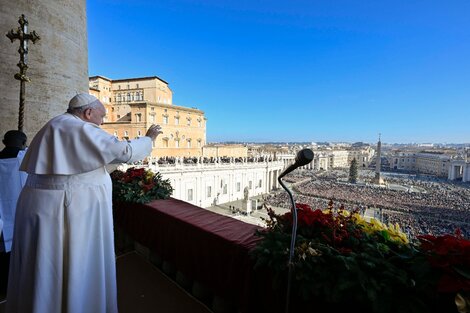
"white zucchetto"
68,93,100,109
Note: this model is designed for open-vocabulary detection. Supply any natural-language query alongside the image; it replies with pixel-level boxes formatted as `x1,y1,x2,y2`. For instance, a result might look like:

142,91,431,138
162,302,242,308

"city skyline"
87,0,470,144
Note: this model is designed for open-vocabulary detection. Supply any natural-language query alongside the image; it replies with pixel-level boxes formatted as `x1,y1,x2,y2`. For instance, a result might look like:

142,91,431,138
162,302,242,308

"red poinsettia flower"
129,168,146,179
142,182,155,192
417,229,470,293
110,167,173,204
253,202,470,312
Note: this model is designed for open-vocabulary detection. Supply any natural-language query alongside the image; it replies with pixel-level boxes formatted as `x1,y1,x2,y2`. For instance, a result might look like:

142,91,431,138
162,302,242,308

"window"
163,116,168,124
249,181,252,189
223,184,227,194
117,115,121,119
207,186,212,198
174,117,179,125
136,83,139,88
258,179,262,188
113,131,118,137
149,115,155,123
187,118,191,126
187,139,191,148
135,113,142,122
175,139,179,148
162,138,169,148
124,131,128,137
137,130,142,137
187,189,193,201
198,119,202,127
127,93,131,101
197,140,201,148
237,182,241,192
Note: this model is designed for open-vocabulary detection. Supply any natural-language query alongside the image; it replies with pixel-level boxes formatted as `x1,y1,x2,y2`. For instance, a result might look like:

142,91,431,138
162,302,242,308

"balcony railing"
113,198,263,313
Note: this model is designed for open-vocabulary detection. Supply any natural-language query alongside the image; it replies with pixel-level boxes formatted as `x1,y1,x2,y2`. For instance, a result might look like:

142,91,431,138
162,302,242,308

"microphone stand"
275,148,313,313
278,176,298,313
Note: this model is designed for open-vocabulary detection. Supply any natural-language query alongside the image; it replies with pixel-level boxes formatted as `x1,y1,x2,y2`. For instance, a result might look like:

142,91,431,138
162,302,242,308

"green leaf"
454,265,470,279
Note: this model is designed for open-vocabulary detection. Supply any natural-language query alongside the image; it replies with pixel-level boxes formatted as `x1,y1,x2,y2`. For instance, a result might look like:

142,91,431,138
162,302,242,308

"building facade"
388,151,451,178
415,153,450,177
347,146,375,168
89,75,207,157
328,150,350,168
202,145,248,158
388,152,417,172
120,159,284,208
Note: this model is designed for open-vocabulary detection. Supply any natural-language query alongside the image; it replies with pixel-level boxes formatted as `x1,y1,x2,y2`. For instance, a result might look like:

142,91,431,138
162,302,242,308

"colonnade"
448,160,470,183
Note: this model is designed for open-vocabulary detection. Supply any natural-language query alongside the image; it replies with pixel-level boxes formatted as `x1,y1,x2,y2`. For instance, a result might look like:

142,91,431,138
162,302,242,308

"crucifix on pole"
6,14,40,132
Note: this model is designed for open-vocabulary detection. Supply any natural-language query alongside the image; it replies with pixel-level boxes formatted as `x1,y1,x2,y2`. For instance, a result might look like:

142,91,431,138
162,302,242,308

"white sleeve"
111,136,152,164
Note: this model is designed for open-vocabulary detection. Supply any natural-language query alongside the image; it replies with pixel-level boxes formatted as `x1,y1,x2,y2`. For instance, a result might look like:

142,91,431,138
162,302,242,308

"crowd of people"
264,169,470,239
144,155,277,165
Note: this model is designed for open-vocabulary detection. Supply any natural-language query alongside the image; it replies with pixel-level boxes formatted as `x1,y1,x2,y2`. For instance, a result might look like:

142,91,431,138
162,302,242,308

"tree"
349,158,358,183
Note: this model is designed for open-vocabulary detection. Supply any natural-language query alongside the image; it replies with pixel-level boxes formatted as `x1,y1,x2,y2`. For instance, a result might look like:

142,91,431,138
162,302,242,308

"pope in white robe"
6,94,163,313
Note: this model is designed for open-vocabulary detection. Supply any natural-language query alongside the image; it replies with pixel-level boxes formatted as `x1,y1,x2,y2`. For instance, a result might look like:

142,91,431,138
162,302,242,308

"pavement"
206,194,290,227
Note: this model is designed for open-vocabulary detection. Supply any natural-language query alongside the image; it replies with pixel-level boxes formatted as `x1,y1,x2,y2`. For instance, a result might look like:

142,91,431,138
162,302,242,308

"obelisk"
373,134,384,185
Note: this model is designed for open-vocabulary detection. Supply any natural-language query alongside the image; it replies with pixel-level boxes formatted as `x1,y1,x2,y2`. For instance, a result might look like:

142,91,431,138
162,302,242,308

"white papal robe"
0,150,27,252
6,113,152,313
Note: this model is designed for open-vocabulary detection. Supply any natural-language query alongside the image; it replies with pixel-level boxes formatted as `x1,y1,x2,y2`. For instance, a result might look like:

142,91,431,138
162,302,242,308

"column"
463,164,469,183
273,170,278,189
1,0,88,139
196,172,202,207
448,164,454,180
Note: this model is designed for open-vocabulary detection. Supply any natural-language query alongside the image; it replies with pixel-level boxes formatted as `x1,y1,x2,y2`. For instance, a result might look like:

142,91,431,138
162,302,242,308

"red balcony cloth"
113,198,263,310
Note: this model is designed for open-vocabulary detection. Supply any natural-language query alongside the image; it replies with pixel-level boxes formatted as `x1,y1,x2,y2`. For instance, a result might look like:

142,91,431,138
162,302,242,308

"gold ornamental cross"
6,14,40,131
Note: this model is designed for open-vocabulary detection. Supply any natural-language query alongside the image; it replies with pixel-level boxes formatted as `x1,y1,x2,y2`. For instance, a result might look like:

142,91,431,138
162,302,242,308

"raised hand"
145,124,163,140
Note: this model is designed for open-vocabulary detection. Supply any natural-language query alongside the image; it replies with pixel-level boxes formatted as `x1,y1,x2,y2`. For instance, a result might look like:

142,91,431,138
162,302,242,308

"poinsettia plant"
110,167,173,204
251,202,470,313
417,230,470,294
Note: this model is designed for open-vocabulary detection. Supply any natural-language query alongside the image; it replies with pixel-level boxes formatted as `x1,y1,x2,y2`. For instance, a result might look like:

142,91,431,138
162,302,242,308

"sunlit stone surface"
0,0,88,140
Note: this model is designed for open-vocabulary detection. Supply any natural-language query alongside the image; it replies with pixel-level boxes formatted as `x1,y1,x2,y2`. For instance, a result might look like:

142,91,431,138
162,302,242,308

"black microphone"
278,148,314,179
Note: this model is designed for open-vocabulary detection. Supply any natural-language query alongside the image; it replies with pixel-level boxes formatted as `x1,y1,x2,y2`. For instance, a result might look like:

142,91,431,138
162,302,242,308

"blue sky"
87,0,470,144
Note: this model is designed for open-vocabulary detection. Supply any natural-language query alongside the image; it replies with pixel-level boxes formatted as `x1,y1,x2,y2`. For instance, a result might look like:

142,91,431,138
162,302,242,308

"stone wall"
202,145,248,158
0,0,88,142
